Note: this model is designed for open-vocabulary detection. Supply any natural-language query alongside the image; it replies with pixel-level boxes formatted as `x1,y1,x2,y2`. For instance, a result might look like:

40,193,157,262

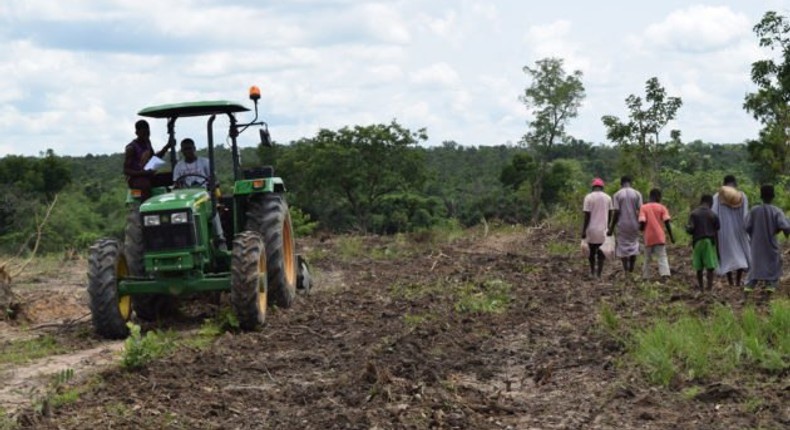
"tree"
743,11,790,181
272,121,429,233
601,77,682,185
520,57,585,221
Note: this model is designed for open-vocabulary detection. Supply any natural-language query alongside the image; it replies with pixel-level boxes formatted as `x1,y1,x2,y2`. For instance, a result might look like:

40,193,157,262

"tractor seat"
243,166,274,179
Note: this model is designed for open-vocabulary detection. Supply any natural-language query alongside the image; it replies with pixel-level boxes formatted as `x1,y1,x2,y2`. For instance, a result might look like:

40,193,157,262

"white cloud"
410,62,461,87
0,1,775,156
642,6,751,53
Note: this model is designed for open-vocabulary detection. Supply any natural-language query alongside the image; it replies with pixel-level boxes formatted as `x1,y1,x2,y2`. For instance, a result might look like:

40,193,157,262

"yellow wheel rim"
118,295,132,320
117,253,132,321
283,216,296,286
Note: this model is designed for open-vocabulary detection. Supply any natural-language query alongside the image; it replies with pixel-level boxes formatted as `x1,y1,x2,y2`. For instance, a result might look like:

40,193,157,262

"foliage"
290,206,318,237
269,121,429,233
601,77,683,185
629,300,790,386
520,57,586,220
121,323,177,369
0,409,17,430
744,11,790,182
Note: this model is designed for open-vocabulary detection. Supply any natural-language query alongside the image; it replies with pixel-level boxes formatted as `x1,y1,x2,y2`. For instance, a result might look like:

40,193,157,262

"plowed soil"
2,227,789,429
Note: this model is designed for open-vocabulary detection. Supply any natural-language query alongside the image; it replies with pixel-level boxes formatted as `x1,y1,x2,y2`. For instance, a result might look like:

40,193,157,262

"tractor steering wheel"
174,173,211,189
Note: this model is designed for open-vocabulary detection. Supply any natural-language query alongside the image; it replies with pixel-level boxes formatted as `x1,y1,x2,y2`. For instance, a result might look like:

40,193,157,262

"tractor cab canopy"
138,101,249,118
136,99,266,186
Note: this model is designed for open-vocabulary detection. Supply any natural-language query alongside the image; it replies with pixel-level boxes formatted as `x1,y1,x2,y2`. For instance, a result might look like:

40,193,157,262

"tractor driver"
124,119,175,200
173,138,227,251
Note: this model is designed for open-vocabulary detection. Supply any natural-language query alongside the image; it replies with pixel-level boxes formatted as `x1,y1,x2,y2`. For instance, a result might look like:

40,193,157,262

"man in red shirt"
124,120,175,200
639,188,675,280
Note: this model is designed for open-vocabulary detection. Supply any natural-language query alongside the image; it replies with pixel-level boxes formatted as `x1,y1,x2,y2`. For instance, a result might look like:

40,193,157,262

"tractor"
87,87,309,339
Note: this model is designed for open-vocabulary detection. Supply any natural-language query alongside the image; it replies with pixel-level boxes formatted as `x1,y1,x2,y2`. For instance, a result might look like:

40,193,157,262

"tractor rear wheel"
87,239,131,339
125,204,175,321
245,194,297,308
231,231,268,330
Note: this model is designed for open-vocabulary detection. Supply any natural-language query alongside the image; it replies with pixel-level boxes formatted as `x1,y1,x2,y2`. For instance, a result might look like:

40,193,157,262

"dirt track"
2,227,789,429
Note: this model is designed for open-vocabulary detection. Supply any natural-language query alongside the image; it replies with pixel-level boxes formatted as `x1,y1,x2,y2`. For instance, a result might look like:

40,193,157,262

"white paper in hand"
144,156,166,171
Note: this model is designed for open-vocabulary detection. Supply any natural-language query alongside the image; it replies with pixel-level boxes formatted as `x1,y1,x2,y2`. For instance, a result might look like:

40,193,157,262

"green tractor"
88,87,310,339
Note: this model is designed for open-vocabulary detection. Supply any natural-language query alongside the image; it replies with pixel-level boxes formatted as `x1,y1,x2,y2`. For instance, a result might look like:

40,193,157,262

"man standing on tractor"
173,138,227,251
124,119,174,200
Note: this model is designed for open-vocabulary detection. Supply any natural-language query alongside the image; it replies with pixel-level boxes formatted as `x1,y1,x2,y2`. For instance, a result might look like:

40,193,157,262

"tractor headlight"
143,215,161,227
171,212,189,224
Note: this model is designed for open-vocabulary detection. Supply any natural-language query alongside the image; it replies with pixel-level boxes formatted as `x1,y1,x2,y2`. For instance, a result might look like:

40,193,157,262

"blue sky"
0,0,788,156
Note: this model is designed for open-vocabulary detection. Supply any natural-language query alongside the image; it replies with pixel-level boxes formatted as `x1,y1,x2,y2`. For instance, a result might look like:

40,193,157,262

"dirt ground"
2,227,789,429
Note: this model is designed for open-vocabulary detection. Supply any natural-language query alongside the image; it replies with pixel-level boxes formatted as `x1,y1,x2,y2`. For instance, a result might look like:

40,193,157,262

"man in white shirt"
173,138,211,187
173,138,226,250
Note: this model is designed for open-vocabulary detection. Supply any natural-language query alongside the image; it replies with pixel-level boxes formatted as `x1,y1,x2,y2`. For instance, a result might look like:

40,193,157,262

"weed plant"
454,279,512,314
0,408,16,430
121,323,177,369
630,300,790,386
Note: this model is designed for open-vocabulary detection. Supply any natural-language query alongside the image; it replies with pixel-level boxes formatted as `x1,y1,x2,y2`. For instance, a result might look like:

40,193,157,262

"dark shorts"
692,238,718,271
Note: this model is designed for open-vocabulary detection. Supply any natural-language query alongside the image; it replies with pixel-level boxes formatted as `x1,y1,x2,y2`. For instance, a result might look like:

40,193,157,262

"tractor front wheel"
87,239,131,339
231,231,268,331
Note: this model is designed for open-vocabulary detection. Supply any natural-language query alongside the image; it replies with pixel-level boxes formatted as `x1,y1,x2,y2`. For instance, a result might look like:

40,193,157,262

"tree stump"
0,265,18,319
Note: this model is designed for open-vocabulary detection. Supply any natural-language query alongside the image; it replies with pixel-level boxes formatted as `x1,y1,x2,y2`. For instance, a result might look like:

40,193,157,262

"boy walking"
639,189,675,280
744,185,790,294
686,195,720,291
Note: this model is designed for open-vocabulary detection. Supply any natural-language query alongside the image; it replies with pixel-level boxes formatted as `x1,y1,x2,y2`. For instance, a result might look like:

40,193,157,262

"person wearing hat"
638,188,675,280
581,177,613,278
711,175,750,287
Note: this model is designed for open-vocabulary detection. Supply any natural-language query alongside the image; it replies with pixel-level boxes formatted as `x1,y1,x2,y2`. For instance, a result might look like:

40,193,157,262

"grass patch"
121,323,177,370
335,235,412,261
454,279,512,314
181,311,237,349
392,278,513,315
546,241,576,256
403,312,439,328
0,408,16,430
0,335,68,365
408,219,466,247
390,280,447,301
629,300,790,387
598,302,620,334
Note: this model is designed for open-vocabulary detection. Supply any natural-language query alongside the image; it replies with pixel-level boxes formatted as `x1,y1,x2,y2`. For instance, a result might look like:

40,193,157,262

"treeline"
0,130,758,253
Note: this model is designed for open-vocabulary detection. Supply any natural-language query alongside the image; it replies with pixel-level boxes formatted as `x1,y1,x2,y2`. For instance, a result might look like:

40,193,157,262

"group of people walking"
581,175,789,293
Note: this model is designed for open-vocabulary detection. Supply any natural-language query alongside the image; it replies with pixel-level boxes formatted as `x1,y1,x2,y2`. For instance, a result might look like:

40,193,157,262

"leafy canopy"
743,11,790,181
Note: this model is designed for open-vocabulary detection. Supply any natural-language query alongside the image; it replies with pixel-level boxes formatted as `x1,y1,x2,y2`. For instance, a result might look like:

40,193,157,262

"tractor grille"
142,212,197,252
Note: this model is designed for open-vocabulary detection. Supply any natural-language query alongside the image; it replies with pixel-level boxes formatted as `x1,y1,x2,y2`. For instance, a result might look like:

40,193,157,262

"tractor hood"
140,189,211,213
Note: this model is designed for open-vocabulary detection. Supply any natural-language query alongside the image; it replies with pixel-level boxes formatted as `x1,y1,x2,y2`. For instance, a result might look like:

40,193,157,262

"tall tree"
601,77,682,185
520,57,585,221
743,11,790,181
272,121,428,233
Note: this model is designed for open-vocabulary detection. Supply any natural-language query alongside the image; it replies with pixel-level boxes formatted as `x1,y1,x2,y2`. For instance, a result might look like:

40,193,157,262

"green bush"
121,323,176,370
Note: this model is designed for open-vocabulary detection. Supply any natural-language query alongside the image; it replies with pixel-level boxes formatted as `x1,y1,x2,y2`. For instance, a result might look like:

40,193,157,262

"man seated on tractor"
124,119,174,200
173,138,227,251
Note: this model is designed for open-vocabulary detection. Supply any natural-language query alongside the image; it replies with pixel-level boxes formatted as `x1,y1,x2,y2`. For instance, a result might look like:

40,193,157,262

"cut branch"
11,194,59,279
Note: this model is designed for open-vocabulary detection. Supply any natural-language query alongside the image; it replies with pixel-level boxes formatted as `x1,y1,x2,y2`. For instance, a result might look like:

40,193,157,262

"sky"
0,0,788,157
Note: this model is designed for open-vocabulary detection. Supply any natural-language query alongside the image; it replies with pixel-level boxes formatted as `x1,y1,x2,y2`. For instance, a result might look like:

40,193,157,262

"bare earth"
2,227,789,429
